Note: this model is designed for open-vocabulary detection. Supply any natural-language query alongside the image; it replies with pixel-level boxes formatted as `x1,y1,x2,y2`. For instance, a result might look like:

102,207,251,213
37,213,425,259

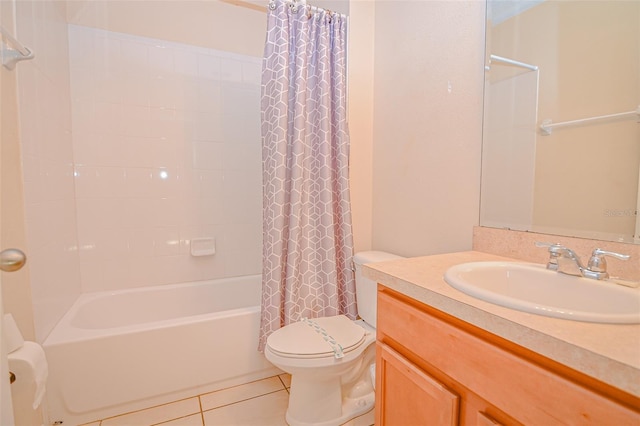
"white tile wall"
68,25,263,292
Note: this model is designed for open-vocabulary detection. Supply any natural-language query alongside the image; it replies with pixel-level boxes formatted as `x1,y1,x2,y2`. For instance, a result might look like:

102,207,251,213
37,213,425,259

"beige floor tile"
78,422,101,426
101,398,201,426
202,389,289,426
343,409,374,426
277,374,291,389
157,413,204,425
200,376,285,411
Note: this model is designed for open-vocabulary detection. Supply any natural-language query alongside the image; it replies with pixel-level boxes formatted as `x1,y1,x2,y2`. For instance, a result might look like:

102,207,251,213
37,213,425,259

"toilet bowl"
264,251,404,426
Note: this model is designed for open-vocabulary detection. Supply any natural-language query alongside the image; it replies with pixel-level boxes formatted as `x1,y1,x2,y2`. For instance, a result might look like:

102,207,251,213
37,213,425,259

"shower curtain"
259,0,356,350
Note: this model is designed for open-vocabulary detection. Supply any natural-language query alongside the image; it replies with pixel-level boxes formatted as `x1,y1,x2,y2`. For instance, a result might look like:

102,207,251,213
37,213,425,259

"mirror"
481,0,640,244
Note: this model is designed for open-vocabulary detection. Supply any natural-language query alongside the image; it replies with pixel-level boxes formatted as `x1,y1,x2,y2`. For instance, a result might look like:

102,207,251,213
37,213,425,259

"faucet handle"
587,248,630,277
535,242,555,247
535,242,565,270
535,241,564,250
535,241,567,255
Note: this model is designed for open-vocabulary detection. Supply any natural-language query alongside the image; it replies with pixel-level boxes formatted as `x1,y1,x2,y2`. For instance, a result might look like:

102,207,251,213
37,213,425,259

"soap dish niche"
190,237,215,257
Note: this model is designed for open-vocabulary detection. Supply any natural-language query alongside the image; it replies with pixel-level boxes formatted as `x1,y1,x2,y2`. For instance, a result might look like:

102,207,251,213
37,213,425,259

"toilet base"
280,342,376,426
285,392,375,426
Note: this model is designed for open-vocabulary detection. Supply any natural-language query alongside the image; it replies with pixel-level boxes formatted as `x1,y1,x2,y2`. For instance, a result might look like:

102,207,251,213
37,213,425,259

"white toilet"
264,251,403,426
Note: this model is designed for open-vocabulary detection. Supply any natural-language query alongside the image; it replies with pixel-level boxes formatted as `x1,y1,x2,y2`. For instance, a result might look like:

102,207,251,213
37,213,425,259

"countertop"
363,251,640,397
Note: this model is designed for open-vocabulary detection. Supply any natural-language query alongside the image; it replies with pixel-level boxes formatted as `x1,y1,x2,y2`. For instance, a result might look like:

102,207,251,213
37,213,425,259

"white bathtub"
43,275,279,425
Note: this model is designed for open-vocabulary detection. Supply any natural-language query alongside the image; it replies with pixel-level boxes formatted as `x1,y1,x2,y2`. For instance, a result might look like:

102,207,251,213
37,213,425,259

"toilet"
264,251,404,426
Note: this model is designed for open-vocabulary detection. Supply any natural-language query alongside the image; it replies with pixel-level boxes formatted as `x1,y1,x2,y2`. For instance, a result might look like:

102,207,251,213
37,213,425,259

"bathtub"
43,275,279,426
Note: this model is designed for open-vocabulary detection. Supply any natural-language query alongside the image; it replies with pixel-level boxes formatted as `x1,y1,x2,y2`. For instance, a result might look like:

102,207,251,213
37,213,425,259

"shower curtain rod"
220,0,268,13
221,0,345,18
276,0,346,17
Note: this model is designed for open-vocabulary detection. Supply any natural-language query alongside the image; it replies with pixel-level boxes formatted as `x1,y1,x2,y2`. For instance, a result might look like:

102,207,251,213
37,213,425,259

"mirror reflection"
481,0,640,244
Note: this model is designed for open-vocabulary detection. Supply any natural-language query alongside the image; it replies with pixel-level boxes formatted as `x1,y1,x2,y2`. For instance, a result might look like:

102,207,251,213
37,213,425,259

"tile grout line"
277,374,287,390
152,412,203,426
201,388,286,415
278,374,292,394
96,395,200,424
91,374,290,425
198,395,205,426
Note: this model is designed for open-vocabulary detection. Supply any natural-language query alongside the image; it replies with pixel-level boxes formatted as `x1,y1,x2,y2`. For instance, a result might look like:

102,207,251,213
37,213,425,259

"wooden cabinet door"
376,342,459,426
476,412,503,426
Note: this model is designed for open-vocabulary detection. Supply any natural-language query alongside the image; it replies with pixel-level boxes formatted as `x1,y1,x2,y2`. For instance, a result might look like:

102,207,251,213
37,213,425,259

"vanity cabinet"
375,286,640,426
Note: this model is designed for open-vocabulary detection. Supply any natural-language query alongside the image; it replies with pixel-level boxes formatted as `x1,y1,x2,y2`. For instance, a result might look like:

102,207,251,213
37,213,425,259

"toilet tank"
353,251,405,327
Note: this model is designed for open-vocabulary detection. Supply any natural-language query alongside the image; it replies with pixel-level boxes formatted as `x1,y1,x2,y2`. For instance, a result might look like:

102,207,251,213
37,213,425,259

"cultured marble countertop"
363,251,640,398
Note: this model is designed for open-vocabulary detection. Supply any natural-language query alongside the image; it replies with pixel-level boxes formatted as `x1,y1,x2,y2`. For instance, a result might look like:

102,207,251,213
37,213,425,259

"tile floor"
79,374,374,426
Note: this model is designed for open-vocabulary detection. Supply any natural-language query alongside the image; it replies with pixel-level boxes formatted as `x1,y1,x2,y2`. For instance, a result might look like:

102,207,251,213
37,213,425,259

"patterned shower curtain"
258,0,356,350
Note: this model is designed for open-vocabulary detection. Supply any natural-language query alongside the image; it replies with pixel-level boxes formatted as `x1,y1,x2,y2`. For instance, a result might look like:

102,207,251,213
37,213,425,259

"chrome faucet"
535,242,630,280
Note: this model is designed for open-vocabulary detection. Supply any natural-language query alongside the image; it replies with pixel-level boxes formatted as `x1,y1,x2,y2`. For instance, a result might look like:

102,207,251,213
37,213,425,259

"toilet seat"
267,315,367,359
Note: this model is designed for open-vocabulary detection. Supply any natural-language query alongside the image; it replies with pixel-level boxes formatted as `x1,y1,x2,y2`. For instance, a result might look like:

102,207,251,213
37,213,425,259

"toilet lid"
267,315,367,359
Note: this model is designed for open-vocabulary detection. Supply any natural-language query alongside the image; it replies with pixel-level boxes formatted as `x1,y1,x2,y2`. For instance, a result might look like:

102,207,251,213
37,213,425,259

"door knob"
0,248,26,272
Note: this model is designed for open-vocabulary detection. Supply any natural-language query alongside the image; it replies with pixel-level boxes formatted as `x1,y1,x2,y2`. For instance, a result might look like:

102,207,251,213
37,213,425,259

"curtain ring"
268,0,276,10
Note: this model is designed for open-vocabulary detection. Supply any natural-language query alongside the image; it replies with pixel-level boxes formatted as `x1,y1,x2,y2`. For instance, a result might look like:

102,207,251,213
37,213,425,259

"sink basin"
444,262,640,324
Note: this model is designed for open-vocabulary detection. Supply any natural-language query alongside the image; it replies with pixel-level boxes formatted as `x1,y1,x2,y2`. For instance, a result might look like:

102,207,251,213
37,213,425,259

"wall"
371,1,485,257
6,0,266,342
66,1,267,58
68,24,263,292
348,0,375,253
6,0,488,340
13,0,81,343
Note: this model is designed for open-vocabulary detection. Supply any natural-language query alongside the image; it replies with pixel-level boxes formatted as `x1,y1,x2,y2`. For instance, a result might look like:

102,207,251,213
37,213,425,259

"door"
1,0,15,422
0,14,16,422
635,168,639,241
0,269,14,426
